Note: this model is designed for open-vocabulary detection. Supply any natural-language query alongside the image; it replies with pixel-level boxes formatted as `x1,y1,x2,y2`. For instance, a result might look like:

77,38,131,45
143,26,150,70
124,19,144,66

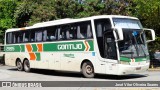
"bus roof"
6,15,139,32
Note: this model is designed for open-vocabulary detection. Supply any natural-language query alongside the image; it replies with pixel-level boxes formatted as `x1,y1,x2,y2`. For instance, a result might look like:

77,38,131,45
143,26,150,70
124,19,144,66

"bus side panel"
33,52,49,69
5,52,22,67
5,53,13,66
60,52,96,72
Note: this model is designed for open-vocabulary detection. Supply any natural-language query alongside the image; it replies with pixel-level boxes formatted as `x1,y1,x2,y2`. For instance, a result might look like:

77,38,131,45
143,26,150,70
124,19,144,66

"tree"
0,0,17,43
102,0,133,15
14,0,80,26
132,0,160,51
14,0,35,27
53,0,79,19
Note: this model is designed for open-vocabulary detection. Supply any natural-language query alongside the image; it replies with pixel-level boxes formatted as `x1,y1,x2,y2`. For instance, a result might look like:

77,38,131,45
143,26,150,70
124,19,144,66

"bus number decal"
5,47,15,52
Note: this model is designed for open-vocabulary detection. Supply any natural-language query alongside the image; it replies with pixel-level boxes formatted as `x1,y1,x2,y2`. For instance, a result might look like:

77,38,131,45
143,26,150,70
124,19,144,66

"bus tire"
82,61,94,78
23,60,30,72
16,60,23,71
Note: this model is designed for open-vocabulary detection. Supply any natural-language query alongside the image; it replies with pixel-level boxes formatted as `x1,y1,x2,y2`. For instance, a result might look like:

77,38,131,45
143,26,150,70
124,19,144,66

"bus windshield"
113,18,149,58
118,29,149,58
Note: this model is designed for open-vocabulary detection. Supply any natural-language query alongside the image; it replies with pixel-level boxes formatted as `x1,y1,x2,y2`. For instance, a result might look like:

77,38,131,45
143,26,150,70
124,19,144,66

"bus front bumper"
117,63,149,75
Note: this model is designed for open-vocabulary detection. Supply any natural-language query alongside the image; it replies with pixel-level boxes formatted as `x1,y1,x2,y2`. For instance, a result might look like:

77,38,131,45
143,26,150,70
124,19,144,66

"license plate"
136,67,141,70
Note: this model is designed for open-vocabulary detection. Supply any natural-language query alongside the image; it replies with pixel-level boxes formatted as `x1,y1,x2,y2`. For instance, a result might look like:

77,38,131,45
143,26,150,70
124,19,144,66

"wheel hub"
17,62,21,69
86,65,93,74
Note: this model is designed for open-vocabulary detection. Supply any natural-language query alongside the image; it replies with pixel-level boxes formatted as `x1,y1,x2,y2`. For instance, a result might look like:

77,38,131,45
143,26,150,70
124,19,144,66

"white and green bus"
4,15,155,78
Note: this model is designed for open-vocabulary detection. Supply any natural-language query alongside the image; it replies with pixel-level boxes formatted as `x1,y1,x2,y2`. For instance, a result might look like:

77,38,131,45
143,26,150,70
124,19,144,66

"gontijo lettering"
58,44,82,50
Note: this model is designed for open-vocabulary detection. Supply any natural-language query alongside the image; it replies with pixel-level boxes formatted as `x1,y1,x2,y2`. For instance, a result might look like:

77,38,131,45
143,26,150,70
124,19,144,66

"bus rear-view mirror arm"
113,28,124,41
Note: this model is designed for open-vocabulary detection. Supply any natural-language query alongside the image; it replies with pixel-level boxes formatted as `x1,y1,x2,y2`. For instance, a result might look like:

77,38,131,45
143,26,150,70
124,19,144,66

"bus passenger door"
104,31,118,74
104,31,117,60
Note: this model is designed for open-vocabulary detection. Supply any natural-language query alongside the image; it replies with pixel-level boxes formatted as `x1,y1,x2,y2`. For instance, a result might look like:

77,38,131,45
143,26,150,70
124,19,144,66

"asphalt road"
0,65,160,90
0,65,160,81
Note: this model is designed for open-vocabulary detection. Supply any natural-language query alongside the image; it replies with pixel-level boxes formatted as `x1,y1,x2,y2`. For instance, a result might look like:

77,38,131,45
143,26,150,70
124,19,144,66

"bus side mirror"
114,28,124,41
143,28,155,43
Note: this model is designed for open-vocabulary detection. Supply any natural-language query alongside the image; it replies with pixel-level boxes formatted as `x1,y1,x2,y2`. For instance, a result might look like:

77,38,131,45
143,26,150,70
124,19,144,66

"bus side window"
35,30,43,42
70,26,77,39
12,32,16,43
79,25,87,39
13,32,23,43
57,28,61,40
77,21,92,39
46,26,57,41
66,25,76,40
87,24,92,38
30,31,35,42
6,32,12,44
43,30,47,41
58,26,69,40
23,31,30,42
66,30,70,39
59,29,65,40
77,26,81,39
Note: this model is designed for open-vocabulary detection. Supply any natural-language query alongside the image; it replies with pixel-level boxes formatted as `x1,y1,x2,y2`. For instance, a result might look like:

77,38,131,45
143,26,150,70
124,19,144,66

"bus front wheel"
16,60,23,71
23,60,30,72
82,62,95,78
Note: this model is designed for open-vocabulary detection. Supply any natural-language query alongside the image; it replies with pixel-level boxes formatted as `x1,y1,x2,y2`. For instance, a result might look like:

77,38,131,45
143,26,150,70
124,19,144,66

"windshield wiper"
131,32,140,57
132,30,147,57
138,31,147,57
128,35,134,59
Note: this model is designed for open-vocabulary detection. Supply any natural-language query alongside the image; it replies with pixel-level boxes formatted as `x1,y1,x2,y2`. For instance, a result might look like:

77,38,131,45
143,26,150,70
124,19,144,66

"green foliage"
14,0,79,26
28,0,56,26
75,0,102,17
14,0,35,27
102,0,133,15
0,0,17,43
0,0,16,28
53,0,79,19
132,0,160,51
13,0,134,26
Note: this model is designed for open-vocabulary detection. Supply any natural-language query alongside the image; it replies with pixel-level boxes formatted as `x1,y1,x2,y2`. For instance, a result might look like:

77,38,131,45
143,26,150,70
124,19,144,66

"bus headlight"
119,61,130,65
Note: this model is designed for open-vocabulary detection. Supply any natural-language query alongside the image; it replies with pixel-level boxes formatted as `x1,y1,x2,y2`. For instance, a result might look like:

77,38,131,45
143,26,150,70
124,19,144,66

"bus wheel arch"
23,59,31,72
16,58,23,71
81,59,95,78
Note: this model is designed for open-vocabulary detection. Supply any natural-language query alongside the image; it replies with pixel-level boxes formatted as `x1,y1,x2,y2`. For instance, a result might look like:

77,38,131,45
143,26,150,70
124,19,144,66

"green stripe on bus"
5,45,21,52
120,57,130,62
4,40,94,52
43,42,85,51
135,56,150,62
35,53,40,61
88,40,94,51
120,56,150,62
43,41,94,51
32,44,37,52
20,45,25,52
